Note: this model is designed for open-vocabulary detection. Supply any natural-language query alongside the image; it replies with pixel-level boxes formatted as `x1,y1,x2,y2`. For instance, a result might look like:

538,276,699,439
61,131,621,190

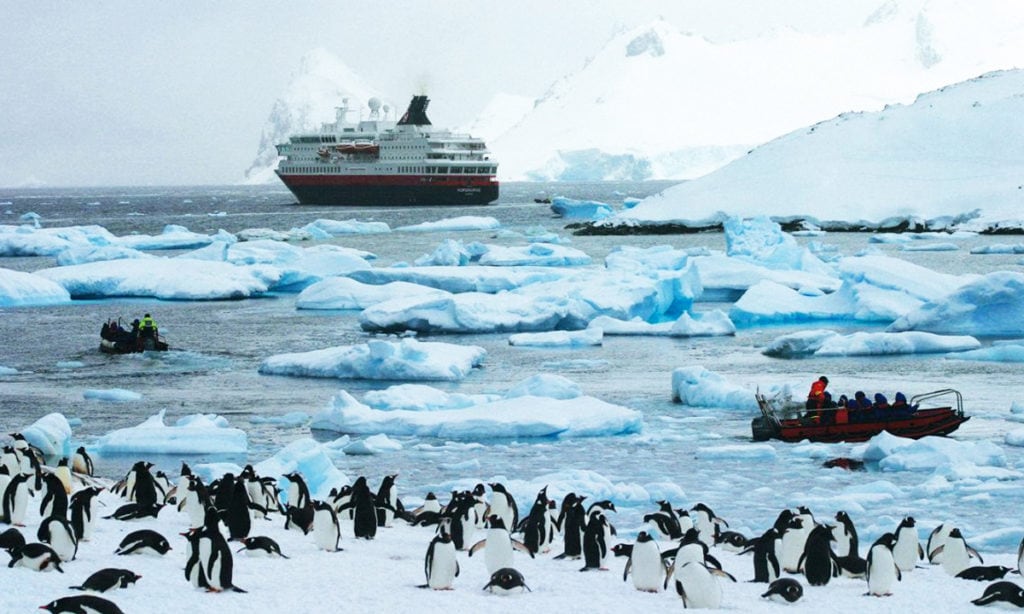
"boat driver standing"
139,313,158,339
806,376,829,410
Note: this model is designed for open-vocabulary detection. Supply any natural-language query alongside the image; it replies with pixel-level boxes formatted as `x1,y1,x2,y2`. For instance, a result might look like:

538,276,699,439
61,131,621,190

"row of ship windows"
286,166,494,174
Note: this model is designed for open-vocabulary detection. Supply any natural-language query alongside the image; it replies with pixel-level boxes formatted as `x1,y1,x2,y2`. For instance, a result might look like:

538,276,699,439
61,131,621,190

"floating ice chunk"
504,374,583,400
0,365,18,375
550,197,613,220
696,443,777,460
724,215,833,276
478,243,592,267
692,254,839,302
397,216,500,232
117,224,223,250
20,412,73,457
259,338,486,381
254,438,350,500
342,434,403,455
970,243,1024,254
83,388,143,402
889,271,1024,336
36,258,278,300
672,366,762,411
589,310,735,337
605,244,700,272
900,242,959,252
296,278,449,310
56,244,154,266
509,328,603,347
310,390,642,439
302,218,391,236
946,341,1024,362
814,331,981,356
763,329,840,357
857,432,1007,473
0,267,71,307
413,238,484,266
362,384,494,411
94,409,247,455
348,265,567,293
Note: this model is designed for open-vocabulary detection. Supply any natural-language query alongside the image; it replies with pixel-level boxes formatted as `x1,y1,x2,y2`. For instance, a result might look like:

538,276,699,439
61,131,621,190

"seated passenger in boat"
854,391,875,421
873,393,890,415
892,391,914,417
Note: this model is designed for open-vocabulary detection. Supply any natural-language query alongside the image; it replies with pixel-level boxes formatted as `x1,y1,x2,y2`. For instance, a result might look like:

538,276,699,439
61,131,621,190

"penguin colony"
3,436,1024,611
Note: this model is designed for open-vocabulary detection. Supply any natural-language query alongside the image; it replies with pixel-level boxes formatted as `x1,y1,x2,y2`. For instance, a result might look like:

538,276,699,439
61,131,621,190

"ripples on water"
2,182,1023,538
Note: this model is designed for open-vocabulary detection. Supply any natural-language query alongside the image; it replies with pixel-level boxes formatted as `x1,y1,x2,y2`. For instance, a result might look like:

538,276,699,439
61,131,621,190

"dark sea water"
2,182,1023,541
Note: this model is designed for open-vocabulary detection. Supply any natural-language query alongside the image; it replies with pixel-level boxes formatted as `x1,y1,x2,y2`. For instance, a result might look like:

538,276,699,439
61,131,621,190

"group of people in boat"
804,376,916,425
99,313,159,349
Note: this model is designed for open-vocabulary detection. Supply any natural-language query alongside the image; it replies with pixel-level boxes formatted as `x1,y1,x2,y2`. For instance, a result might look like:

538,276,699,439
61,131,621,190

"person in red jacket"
806,376,829,410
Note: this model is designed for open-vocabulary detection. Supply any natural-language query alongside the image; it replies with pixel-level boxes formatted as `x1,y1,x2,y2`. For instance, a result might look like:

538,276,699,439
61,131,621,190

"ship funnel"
397,95,431,126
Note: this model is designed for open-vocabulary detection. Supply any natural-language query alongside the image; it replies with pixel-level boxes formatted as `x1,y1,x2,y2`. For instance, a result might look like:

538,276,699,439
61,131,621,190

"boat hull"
100,337,168,354
277,174,499,206
751,407,969,443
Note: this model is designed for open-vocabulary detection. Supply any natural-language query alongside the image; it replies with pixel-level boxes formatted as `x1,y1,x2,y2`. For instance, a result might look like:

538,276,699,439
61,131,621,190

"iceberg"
889,271,1024,336
0,267,71,307
259,338,486,381
93,409,248,455
20,412,73,457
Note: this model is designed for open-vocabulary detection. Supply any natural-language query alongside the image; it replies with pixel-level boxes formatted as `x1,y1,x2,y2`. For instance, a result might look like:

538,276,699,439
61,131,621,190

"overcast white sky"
0,1,885,187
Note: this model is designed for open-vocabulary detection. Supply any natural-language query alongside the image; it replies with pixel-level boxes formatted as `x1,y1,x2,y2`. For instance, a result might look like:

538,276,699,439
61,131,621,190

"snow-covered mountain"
243,48,391,185
455,92,535,142
490,0,1024,181
601,69,1024,230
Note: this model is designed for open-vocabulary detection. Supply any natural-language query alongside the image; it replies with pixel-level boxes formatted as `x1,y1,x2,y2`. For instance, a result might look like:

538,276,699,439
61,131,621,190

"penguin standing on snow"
691,503,727,545
2,473,31,526
554,492,586,560
926,522,954,563
69,567,142,592
344,476,377,540
69,486,101,542
519,486,552,555
312,500,342,551
932,527,983,576
797,523,838,586
469,514,533,574
195,507,246,592
749,527,782,583
832,510,859,559
580,508,610,571
40,472,69,518
971,581,1024,607
1018,534,1024,576
674,561,736,609
892,516,923,572
622,531,667,592
865,532,901,596
487,483,518,532
644,500,682,540
780,516,810,574
71,446,94,476
54,457,73,494
761,577,804,603
127,461,158,507
8,542,64,572
40,595,125,614
224,475,252,541
235,535,289,558
421,531,459,590
37,515,78,562
375,474,400,527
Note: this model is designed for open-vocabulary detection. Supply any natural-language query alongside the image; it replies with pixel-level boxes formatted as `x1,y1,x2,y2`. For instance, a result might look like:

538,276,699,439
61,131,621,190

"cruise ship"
275,95,499,206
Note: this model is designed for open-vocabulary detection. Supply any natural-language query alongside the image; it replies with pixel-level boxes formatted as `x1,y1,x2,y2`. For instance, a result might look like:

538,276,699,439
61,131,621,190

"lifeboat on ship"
751,388,968,443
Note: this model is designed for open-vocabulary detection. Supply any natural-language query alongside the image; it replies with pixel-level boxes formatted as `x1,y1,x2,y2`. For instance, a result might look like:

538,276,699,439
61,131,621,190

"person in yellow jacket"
139,313,158,339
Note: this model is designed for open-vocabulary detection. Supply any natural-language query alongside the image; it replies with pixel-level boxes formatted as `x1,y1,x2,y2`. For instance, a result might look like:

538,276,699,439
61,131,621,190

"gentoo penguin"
283,471,311,510
579,508,610,571
691,502,727,545
2,473,31,526
114,529,171,556
224,476,252,541
8,542,64,572
54,457,73,494
644,500,682,540
956,565,1015,581
39,472,69,518
749,527,782,583
761,577,804,603
104,502,163,521
235,535,289,558
519,486,552,555
932,527,983,576
312,499,342,551
622,531,666,592
179,475,209,529
70,486,102,542
37,515,78,562
797,523,838,586
892,516,924,571
673,561,736,609
448,490,480,551
832,511,859,559
375,473,400,527
344,476,377,540
411,492,442,519
0,527,26,554
0,446,19,478
40,595,125,614
69,567,142,592
469,514,533,574
71,446,94,476
487,482,518,532
865,532,901,596
1019,534,1024,577
482,567,531,594
195,506,246,592
971,581,1024,607
554,492,586,560
421,531,459,590
780,516,810,574
715,530,750,553
126,461,157,507
927,522,954,563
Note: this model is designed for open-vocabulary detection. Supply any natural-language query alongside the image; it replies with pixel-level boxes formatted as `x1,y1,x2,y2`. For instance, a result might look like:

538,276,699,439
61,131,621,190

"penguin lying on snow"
114,529,171,556
41,594,125,614
482,567,531,594
235,536,289,558
955,565,1015,581
9,542,65,572
69,567,142,592
761,577,803,603
971,581,1024,607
